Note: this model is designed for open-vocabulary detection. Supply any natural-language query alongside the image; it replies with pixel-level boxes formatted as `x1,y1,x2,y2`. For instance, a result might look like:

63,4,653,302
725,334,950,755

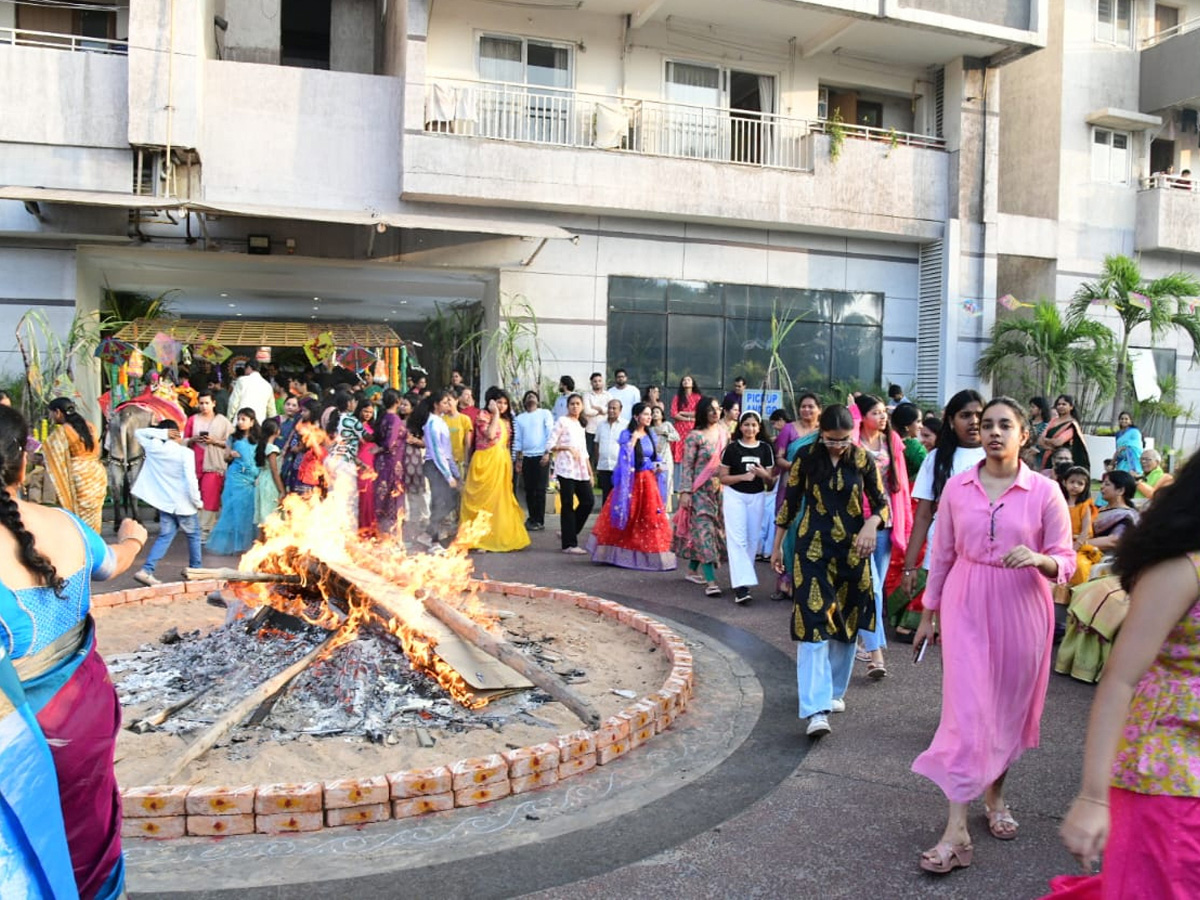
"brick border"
109,579,693,840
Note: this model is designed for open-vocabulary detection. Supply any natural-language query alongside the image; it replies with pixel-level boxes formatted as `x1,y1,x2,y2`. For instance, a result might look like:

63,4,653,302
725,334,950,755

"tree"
1068,254,1200,428
976,299,1116,414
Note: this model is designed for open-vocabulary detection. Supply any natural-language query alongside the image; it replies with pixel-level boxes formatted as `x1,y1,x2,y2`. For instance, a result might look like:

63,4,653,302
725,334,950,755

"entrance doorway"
1151,138,1176,176
729,71,774,164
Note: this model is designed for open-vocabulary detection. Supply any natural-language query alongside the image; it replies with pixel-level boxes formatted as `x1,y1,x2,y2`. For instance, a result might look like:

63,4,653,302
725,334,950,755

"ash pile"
108,602,565,754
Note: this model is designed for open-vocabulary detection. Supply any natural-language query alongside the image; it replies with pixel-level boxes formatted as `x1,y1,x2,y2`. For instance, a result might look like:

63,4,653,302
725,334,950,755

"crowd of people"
4,363,1197,897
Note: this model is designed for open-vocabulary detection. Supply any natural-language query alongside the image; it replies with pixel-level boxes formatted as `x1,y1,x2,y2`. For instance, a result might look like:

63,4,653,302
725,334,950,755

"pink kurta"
912,461,1075,802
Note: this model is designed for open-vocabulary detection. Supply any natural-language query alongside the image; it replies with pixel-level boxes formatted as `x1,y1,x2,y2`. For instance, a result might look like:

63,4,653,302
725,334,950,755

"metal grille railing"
0,26,127,55
424,79,819,171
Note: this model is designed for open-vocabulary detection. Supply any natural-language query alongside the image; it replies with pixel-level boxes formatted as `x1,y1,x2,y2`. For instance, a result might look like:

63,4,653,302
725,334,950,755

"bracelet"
121,536,145,549
1076,795,1109,808
903,567,920,574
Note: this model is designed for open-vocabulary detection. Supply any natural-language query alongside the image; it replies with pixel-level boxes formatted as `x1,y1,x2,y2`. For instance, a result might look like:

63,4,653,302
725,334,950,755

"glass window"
831,326,883,387
609,277,668,312
833,292,883,326
607,313,666,389
723,318,774,390
1096,0,1133,46
480,36,523,83
667,315,725,391
527,40,571,89
667,280,723,315
1091,128,1130,184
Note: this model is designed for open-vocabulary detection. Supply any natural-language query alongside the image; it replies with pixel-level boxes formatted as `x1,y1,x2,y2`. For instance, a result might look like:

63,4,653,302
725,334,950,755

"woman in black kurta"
772,404,890,736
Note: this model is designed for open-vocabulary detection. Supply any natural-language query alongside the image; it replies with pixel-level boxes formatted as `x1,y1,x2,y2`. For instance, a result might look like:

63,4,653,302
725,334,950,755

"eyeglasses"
989,502,1005,542
822,437,853,448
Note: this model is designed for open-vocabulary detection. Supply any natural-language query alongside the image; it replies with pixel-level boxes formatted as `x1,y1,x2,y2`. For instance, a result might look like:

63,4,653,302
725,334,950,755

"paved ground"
103,508,1096,900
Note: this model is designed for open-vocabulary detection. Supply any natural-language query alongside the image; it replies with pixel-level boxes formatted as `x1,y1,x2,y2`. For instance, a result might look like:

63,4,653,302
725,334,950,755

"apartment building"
998,0,1200,446
1,0,1048,413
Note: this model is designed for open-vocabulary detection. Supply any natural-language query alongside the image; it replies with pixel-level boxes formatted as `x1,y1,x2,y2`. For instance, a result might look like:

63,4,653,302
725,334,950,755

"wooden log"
127,692,201,734
420,592,601,729
183,567,302,584
155,633,337,783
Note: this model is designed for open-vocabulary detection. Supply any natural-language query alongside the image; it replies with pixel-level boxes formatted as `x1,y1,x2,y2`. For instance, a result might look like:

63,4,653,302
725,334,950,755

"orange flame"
235,463,500,707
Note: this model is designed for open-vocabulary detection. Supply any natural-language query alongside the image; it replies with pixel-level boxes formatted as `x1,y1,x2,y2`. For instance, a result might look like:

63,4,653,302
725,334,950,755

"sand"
95,590,671,788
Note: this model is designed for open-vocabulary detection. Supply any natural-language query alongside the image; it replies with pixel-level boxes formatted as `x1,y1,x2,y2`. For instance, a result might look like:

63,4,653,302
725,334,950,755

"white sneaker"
133,569,161,587
831,698,846,713
806,713,831,737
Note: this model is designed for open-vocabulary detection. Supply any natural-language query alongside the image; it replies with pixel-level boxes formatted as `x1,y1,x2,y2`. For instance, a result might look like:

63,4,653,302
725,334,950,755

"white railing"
0,26,127,55
809,118,947,150
424,79,818,171
1140,174,1198,192
1141,14,1200,48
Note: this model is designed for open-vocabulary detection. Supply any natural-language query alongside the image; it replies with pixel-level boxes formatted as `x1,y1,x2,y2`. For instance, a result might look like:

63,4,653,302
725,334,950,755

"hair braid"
0,415,66,596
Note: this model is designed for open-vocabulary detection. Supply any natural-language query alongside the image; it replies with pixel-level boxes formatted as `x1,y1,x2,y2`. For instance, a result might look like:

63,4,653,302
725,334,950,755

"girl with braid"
43,396,107,532
0,405,146,898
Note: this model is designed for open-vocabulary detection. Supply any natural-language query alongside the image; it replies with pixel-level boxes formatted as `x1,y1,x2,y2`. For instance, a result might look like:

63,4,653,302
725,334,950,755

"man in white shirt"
594,398,628,506
607,368,640,416
581,372,611,470
226,360,275,424
131,420,203,586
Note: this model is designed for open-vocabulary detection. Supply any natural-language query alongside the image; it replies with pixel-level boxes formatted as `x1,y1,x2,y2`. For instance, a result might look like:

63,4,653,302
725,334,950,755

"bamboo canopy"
113,317,406,348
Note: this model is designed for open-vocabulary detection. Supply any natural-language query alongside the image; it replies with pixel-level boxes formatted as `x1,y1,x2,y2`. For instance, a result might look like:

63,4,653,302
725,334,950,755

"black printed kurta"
776,443,891,643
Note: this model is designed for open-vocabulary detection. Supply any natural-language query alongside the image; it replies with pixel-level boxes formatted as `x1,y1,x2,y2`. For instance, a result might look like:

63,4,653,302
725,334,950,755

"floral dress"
672,429,726,566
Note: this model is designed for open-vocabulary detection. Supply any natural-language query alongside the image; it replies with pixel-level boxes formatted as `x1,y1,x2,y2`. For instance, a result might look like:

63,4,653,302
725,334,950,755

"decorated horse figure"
103,382,186,533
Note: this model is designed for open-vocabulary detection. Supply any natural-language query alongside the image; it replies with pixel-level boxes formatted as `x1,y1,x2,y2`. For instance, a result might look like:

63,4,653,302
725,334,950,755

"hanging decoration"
997,294,1033,312
194,340,233,365
303,331,336,367
960,298,983,317
338,342,376,373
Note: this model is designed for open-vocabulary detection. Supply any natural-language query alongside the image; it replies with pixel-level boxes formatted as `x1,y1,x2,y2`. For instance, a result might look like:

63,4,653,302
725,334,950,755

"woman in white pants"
719,411,776,604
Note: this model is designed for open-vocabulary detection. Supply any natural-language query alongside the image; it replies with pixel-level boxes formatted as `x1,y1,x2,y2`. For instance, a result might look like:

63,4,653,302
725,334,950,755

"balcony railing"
1141,14,1200,49
425,78,818,171
809,118,947,150
1140,173,1198,192
0,26,127,55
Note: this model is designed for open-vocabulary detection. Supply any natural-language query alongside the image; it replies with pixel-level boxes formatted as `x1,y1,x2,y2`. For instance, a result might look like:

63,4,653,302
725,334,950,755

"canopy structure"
113,317,406,348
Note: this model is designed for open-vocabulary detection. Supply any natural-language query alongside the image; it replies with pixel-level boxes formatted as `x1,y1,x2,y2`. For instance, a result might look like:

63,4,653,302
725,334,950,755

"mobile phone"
914,638,929,664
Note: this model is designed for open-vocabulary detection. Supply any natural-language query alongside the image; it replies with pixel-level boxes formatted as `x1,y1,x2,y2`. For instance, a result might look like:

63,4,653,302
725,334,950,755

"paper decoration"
127,350,144,378
997,294,1033,311
303,331,336,367
338,343,376,372
143,332,182,365
960,298,983,317
95,337,134,366
1127,292,1150,310
194,340,232,364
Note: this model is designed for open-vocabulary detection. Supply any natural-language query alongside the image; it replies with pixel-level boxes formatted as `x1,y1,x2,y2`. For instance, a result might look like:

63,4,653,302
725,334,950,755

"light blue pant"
144,511,202,574
859,527,892,653
796,638,856,718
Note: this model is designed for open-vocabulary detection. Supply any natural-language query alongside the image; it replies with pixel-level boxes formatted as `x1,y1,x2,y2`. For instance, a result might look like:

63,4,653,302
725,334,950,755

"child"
1062,465,1100,591
255,418,284,525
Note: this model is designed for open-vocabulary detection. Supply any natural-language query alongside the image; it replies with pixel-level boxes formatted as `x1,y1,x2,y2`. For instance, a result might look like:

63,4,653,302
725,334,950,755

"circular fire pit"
99,579,694,840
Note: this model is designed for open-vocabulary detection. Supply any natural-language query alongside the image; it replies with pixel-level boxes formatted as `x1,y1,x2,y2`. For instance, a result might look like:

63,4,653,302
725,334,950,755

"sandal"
867,662,888,680
855,650,872,663
704,583,722,597
984,804,1019,840
685,573,708,585
919,841,973,874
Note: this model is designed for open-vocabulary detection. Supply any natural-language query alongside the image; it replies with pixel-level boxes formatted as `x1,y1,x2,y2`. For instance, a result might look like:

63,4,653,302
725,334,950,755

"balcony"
1135,175,1200,255
1139,16,1200,112
0,25,127,54
407,78,948,240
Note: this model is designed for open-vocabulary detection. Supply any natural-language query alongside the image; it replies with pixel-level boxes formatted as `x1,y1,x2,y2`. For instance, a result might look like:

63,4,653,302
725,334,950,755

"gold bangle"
1077,795,1109,808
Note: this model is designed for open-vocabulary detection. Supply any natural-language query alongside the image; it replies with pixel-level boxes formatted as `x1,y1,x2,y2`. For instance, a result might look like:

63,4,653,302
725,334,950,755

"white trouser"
722,488,767,589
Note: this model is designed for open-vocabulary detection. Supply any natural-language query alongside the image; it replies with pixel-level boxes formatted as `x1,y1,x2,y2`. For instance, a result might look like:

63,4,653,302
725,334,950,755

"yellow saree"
44,422,106,532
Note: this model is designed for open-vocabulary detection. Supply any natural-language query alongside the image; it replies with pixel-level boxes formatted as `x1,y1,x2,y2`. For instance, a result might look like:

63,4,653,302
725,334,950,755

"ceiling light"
312,306,319,311
313,296,320,301
400,300,408,305
310,315,317,319
236,312,243,317
220,292,228,298
227,302,236,308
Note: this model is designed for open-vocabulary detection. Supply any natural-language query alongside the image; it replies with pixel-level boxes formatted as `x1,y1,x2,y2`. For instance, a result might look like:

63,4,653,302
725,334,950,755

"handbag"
1054,576,1129,684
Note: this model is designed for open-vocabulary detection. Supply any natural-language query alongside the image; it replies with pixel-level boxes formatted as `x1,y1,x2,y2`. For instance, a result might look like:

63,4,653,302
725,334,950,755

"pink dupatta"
850,406,913,558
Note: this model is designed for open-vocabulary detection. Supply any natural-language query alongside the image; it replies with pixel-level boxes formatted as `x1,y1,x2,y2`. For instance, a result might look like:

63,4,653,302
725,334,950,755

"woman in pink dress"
669,375,701,471
911,397,1075,874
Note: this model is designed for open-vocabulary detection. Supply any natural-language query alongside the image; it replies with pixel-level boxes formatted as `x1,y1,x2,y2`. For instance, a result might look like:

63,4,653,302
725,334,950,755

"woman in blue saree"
206,408,262,556
0,405,146,899
1112,411,1144,475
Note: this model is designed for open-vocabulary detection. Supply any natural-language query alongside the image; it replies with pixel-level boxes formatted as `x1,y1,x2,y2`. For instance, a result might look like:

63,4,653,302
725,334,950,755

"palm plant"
1068,254,1200,428
422,302,483,389
977,299,1116,416
484,293,550,394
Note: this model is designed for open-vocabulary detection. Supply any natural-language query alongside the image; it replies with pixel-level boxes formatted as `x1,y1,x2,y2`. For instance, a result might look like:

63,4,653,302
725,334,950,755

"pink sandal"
919,841,973,874
984,804,1019,840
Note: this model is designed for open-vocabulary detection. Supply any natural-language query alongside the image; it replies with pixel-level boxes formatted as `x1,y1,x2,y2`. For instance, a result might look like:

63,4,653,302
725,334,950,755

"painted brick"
594,715,630,749
620,701,655,731
511,769,559,795
325,803,390,827
557,729,596,762
254,782,323,815
628,613,652,634
630,723,656,748
392,793,454,819
592,600,620,617
558,754,598,780
453,780,512,807
186,814,255,837
185,785,256,816
658,708,676,732
122,816,185,839
323,775,389,809
122,785,190,818
616,606,635,626
388,766,452,798
502,742,560,777
450,754,507,790
670,650,694,669
256,811,324,834
649,690,675,718
597,741,629,765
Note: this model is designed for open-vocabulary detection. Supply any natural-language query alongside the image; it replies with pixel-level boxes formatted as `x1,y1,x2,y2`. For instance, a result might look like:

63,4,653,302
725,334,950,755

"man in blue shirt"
551,375,574,420
514,390,555,530
131,420,203,586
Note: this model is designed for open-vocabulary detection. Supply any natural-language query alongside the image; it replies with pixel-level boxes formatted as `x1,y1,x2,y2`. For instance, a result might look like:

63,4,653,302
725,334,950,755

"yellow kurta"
458,420,530,552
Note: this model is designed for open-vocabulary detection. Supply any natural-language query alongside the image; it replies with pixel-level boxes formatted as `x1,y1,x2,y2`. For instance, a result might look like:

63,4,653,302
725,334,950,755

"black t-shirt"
720,440,775,495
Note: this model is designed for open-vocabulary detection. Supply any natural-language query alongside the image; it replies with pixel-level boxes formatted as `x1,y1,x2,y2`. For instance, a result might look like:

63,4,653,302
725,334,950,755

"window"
478,35,574,144
479,35,572,88
281,0,332,69
1154,4,1179,36
1091,128,1131,184
1096,0,1133,46
606,277,883,394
